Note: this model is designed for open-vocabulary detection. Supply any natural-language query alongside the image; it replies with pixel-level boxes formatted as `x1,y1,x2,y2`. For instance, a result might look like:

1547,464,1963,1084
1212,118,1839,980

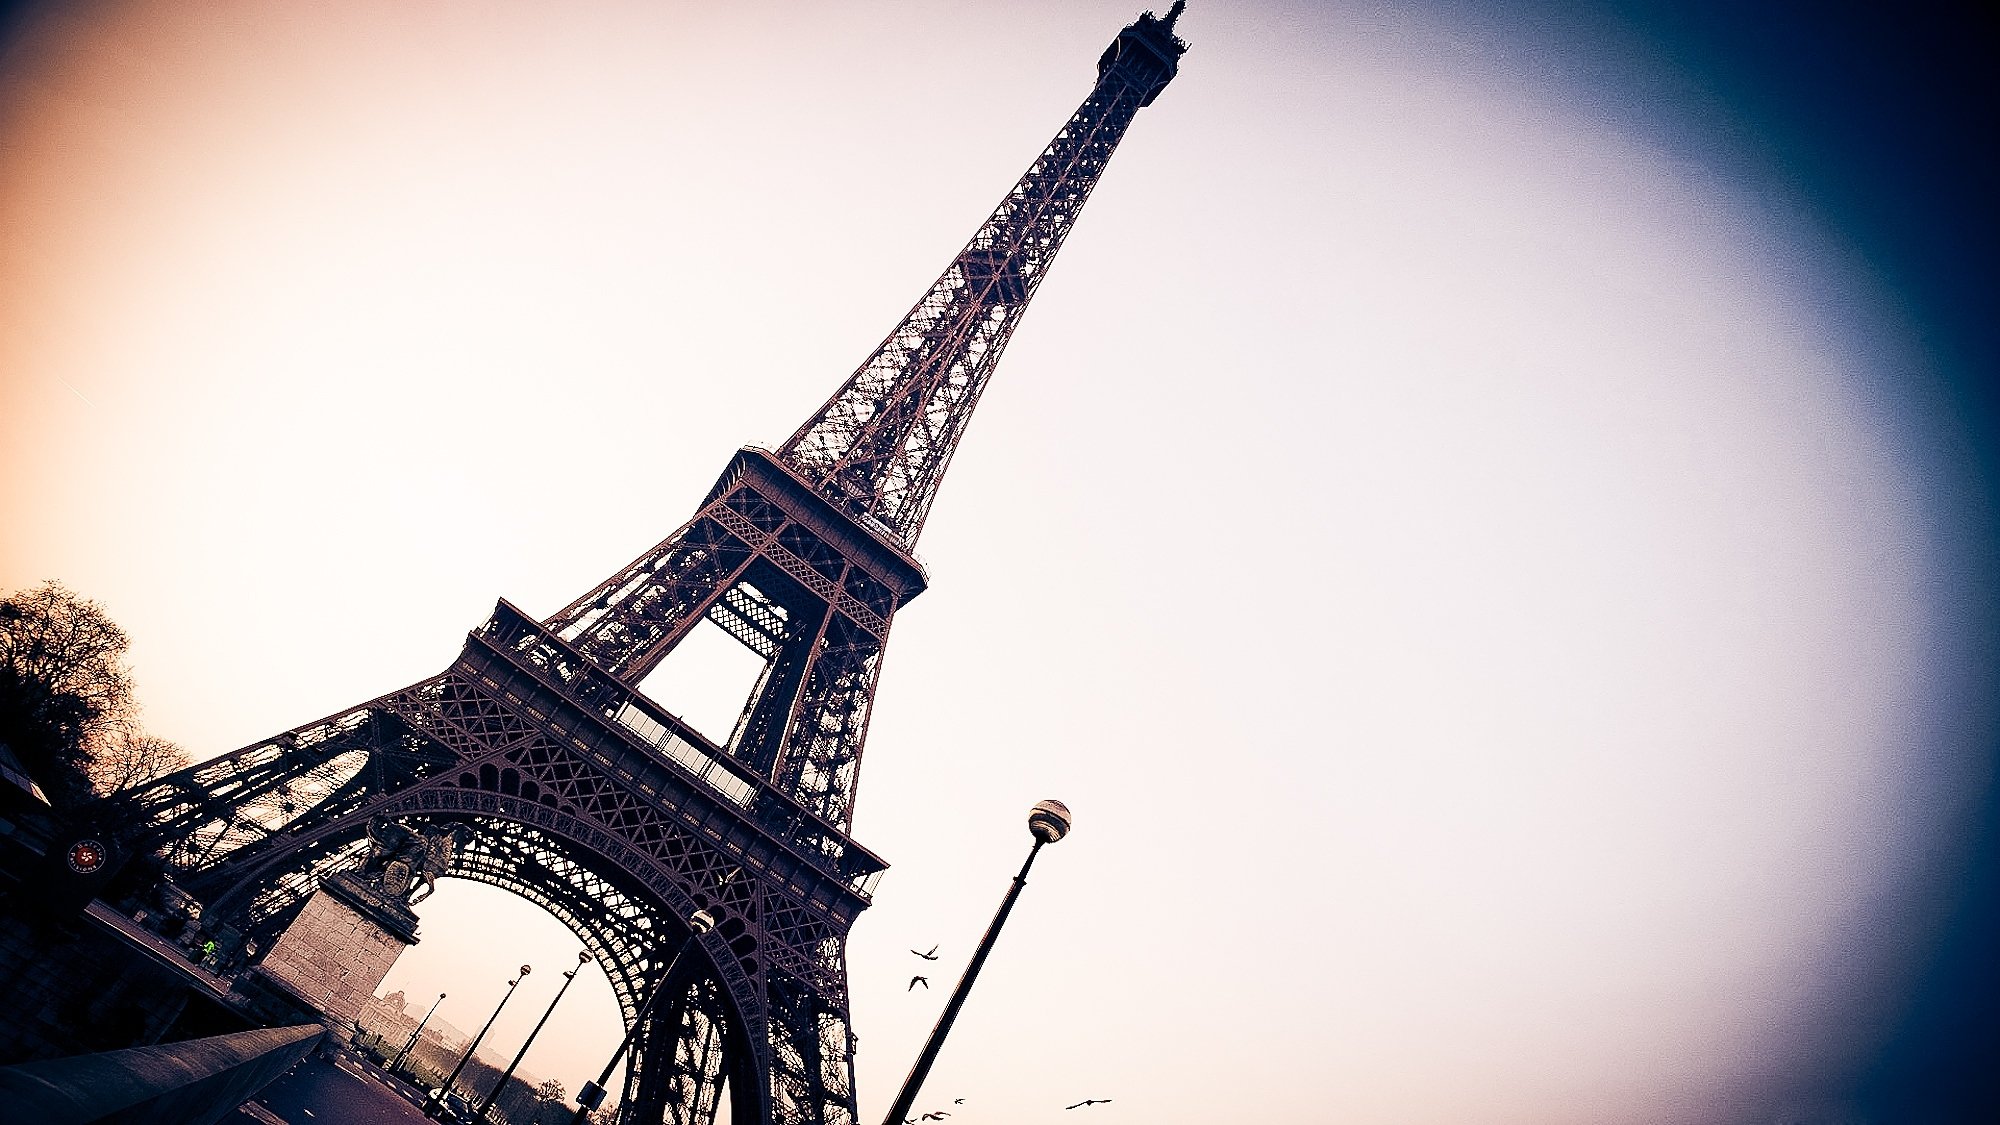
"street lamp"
879,799,1072,1125
476,950,593,1121
390,991,447,1075
430,964,532,1113
569,910,715,1125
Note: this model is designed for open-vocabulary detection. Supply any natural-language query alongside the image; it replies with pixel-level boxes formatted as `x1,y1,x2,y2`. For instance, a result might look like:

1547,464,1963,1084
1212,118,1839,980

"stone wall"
253,890,408,1023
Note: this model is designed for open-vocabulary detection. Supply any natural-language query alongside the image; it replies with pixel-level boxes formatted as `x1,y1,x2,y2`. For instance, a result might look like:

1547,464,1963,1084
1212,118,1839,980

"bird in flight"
1066,1099,1113,1109
954,1099,965,1104
908,975,930,990
911,944,940,960
920,1114,952,1121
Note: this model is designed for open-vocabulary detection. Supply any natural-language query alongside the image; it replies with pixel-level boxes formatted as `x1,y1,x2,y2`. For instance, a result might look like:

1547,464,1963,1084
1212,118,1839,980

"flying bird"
908,975,930,990
921,1114,951,1121
1066,1099,1113,1110
954,1099,965,1104
911,944,940,960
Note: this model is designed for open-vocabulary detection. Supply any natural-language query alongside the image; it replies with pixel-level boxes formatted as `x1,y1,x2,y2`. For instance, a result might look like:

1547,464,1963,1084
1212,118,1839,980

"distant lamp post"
390,991,447,1074
879,800,1072,1125
477,950,593,1121
431,964,532,1112
570,910,715,1125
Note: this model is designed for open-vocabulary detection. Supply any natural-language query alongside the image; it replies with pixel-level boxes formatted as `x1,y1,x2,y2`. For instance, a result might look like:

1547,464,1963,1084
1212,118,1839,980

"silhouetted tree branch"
89,729,190,794
0,581,185,807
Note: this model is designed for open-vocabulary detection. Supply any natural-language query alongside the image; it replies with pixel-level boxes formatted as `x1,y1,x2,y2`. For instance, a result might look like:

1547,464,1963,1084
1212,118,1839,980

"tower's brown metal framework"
98,8,1186,1122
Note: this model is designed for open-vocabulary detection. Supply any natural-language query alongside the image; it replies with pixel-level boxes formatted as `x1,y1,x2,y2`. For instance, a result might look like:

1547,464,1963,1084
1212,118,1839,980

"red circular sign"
66,838,107,875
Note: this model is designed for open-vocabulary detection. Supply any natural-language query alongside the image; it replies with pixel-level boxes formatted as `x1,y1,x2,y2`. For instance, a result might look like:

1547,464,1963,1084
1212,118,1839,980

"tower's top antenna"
1098,4,1189,107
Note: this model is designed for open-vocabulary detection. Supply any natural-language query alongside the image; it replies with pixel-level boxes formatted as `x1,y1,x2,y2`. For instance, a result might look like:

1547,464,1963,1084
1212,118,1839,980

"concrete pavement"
232,1049,437,1125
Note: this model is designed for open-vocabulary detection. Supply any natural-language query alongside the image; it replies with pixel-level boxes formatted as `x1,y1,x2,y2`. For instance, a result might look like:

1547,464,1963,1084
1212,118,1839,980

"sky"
2,1,1996,1122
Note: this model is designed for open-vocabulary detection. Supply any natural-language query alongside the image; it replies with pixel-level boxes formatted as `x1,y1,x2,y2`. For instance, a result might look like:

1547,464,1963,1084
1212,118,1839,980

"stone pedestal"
247,873,419,1025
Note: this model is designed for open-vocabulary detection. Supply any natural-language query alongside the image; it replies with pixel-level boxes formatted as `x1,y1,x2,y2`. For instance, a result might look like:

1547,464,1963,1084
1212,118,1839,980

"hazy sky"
2,2,1994,1122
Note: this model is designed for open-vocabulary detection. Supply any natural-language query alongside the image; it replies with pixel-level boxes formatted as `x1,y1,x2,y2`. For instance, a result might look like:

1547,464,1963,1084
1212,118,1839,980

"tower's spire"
777,9,1187,546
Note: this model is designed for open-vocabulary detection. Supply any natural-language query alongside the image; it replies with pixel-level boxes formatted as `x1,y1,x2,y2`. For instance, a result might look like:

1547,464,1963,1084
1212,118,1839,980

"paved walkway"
232,1051,435,1125
84,900,239,1001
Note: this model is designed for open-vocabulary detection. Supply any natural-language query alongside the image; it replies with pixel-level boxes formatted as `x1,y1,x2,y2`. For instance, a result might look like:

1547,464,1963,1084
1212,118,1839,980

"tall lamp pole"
430,964,532,1112
390,991,447,1074
570,910,715,1125
879,800,1072,1125
477,951,593,1121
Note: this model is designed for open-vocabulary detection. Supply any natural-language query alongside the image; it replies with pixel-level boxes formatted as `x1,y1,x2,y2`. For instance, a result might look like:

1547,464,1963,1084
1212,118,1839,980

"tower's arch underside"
183,796,777,1124
135,637,868,1124
440,822,753,1125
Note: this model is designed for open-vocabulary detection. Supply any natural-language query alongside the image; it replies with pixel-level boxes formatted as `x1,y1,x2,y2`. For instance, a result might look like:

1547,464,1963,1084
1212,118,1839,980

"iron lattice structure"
98,9,1186,1123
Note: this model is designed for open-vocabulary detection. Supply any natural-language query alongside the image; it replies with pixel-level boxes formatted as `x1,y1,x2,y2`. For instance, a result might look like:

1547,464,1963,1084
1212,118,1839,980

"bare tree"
89,730,190,795
525,1078,576,1125
1,581,184,806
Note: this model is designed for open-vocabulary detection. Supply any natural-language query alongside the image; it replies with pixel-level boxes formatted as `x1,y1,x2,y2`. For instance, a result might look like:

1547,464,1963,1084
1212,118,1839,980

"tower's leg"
763,972,857,1125
624,975,731,1125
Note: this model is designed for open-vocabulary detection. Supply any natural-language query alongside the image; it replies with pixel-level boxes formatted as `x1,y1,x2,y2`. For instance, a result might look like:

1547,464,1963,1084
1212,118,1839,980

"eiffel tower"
93,7,1186,1122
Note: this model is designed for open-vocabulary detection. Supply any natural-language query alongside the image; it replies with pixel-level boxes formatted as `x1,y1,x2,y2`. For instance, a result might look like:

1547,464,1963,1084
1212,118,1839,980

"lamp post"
570,910,715,1125
879,800,1072,1125
476,951,593,1121
430,964,532,1113
390,991,446,1075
